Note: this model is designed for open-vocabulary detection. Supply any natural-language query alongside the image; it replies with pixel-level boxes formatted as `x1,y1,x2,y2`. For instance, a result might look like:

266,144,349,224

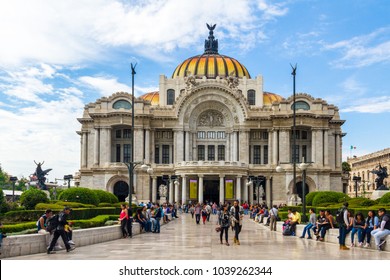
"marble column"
145,129,150,163
233,131,238,161
336,134,341,168
169,180,174,204
323,129,329,166
219,175,225,204
236,176,242,203
198,175,204,204
182,176,187,204
243,177,248,203
273,129,278,164
81,132,87,168
316,129,324,166
192,133,197,161
249,180,254,205
93,128,99,166
279,129,290,163
266,177,271,207
226,133,231,161
174,180,180,203
152,176,157,203
268,130,273,165
185,131,190,161
311,129,316,164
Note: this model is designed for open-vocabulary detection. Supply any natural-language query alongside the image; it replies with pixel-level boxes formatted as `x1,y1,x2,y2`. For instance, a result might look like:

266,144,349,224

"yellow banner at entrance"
190,179,198,199
225,179,234,199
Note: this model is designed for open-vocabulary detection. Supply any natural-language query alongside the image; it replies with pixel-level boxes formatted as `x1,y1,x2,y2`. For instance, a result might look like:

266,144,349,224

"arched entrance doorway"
114,181,129,202
296,181,309,201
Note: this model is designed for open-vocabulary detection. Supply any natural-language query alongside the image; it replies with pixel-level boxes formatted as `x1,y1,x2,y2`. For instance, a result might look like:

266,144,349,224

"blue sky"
0,0,389,182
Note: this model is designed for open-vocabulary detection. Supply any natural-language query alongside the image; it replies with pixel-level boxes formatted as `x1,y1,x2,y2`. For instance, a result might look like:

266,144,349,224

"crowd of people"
25,200,389,256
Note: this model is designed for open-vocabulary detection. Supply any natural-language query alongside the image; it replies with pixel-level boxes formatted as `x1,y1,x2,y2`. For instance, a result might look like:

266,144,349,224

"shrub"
312,191,349,207
35,201,96,210
19,188,49,210
306,192,318,206
0,189,9,213
93,189,119,204
379,192,390,204
58,187,99,206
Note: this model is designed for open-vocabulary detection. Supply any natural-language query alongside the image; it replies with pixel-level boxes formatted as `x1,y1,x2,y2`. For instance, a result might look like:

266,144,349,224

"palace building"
77,25,345,205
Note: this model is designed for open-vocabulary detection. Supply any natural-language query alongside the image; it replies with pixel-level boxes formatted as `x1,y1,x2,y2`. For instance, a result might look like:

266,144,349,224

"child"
64,221,75,245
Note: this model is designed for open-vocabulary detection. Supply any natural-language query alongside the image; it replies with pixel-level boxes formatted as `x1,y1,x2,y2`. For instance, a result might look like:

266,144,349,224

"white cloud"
324,27,390,68
341,96,390,113
79,76,132,96
0,0,290,67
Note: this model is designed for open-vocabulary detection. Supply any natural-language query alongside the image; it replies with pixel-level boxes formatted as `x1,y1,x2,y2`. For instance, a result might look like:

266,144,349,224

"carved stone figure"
32,161,52,190
184,70,198,91
371,164,389,190
159,184,168,197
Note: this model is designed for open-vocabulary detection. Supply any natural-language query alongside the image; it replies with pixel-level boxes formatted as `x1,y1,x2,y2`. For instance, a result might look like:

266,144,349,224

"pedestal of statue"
160,196,167,205
371,189,390,200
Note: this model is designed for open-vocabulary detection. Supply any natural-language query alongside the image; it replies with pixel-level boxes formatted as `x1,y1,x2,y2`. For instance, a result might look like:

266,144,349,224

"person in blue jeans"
363,210,379,247
350,212,365,247
152,203,162,233
339,202,350,250
300,208,316,239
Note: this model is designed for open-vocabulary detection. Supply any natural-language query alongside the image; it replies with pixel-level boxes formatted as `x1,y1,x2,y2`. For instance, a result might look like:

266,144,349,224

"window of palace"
154,130,173,164
198,145,205,160
113,127,133,162
218,145,225,161
247,90,256,105
291,101,310,110
290,129,311,162
113,100,132,110
167,89,175,105
249,130,269,164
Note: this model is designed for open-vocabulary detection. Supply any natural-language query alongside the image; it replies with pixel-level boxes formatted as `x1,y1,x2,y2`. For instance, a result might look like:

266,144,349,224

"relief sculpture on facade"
198,110,224,127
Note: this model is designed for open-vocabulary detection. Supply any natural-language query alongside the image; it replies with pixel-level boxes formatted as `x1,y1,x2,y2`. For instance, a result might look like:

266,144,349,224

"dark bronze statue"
33,161,52,190
370,164,389,190
204,23,218,54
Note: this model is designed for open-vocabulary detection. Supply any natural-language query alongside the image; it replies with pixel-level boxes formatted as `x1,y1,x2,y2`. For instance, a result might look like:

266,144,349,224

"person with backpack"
337,202,350,250
37,209,53,233
218,204,231,246
370,208,390,251
230,200,244,245
47,207,75,254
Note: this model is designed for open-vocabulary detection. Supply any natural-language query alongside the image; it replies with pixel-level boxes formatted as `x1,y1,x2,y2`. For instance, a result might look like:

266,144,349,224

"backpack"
336,208,345,224
46,215,59,232
283,224,292,236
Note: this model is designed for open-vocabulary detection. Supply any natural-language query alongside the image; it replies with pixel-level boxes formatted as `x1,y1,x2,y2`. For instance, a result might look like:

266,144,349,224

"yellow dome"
263,92,283,105
140,91,159,105
172,24,250,79
172,54,251,79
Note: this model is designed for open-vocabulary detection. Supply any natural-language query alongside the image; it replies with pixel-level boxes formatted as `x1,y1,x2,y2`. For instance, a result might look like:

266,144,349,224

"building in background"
347,148,390,198
77,26,345,205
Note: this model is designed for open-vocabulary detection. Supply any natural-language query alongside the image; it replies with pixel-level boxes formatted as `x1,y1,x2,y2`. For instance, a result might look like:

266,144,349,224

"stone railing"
1,214,174,259
176,161,247,168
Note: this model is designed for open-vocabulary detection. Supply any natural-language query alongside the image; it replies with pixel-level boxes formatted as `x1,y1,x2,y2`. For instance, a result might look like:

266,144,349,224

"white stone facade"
347,148,390,198
77,78,345,206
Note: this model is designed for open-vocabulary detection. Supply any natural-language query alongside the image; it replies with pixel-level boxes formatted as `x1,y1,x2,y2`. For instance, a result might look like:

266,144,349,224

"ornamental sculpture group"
370,164,389,190
29,161,52,190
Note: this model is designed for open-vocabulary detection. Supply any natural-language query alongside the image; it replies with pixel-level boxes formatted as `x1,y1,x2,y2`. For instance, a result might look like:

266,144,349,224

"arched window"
167,89,175,105
291,101,310,110
247,90,255,105
113,100,131,110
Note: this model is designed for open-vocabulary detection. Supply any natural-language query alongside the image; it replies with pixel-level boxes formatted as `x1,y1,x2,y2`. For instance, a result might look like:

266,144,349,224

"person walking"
119,204,128,238
195,203,201,224
47,207,75,254
337,202,350,250
218,204,230,246
230,200,243,245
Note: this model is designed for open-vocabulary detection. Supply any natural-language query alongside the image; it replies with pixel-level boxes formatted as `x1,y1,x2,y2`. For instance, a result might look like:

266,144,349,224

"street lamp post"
298,158,311,223
352,176,361,198
10,176,18,202
291,64,297,201
63,175,73,188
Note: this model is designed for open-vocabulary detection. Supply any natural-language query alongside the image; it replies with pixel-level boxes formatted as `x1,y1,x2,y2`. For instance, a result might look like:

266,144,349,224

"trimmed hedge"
93,190,119,204
35,201,96,210
312,191,349,206
20,188,49,210
1,221,37,234
379,192,390,204
58,187,99,206
1,207,121,223
305,192,318,206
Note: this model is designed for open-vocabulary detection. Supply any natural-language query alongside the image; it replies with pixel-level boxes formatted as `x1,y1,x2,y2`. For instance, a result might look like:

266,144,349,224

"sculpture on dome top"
204,23,218,54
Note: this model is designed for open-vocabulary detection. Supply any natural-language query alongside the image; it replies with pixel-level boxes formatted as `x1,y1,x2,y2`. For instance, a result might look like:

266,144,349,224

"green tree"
0,164,10,188
342,161,351,173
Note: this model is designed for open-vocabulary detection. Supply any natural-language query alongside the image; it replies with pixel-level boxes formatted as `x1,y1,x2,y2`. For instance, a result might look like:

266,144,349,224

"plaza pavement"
4,214,390,260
